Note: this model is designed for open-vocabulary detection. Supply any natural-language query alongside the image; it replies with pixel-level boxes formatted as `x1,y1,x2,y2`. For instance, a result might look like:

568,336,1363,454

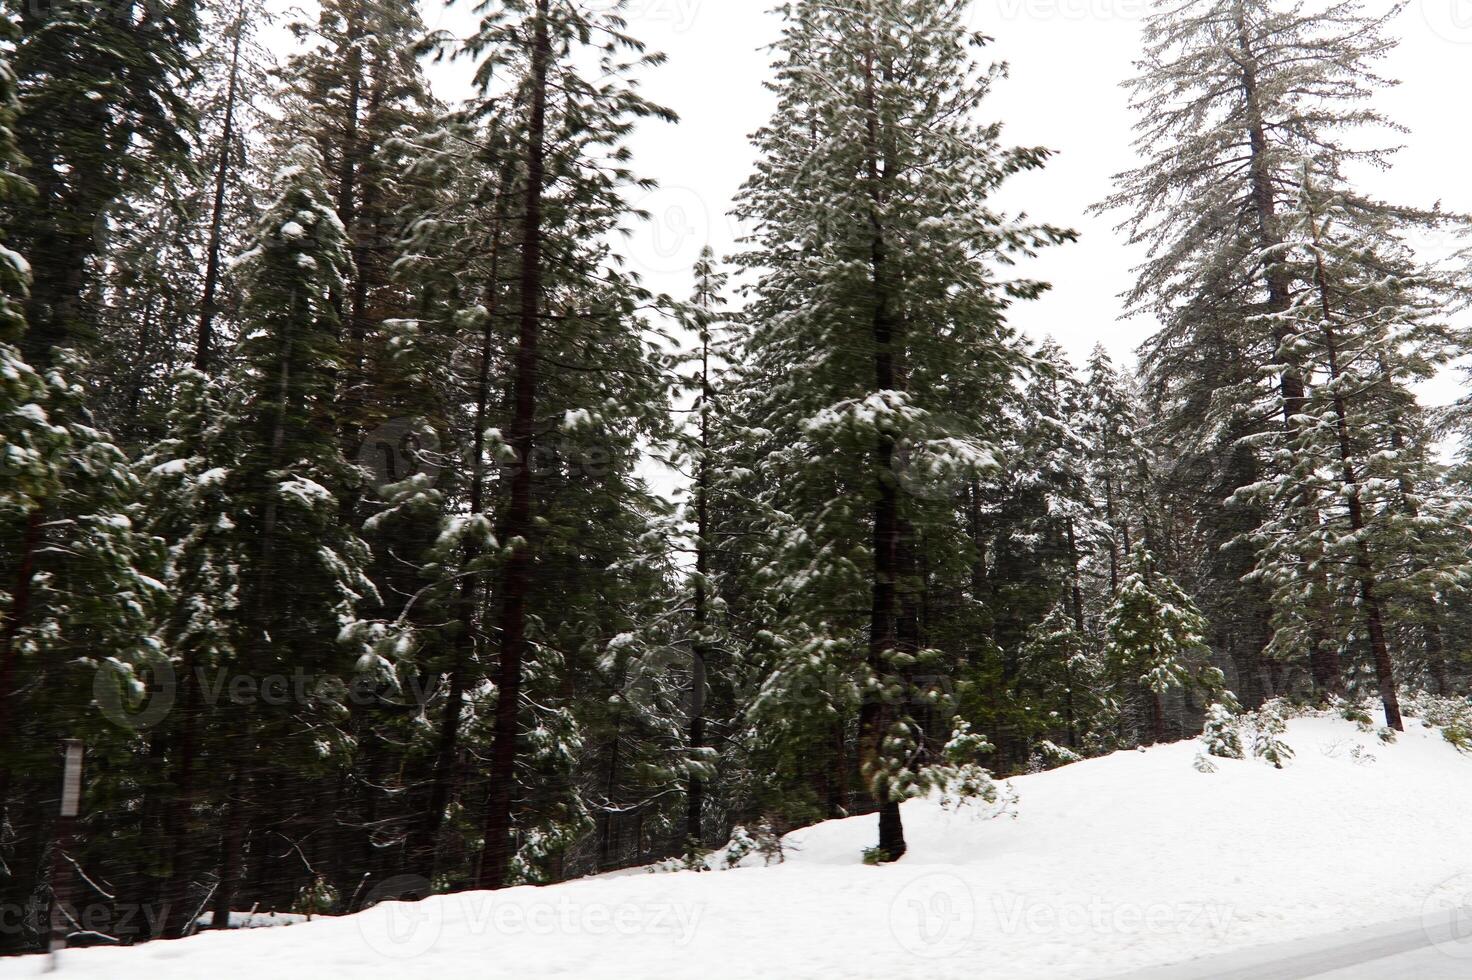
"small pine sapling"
1250,702,1295,769
1201,703,1244,760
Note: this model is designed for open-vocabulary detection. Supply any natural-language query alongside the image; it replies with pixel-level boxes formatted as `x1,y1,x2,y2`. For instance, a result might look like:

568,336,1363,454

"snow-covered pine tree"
263,0,453,894
353,117,503,887
0,7,56,548
0,19,66,950
734,0,1070,862
0,10,182,947
272,0,439,456
87,0,277,439
1200,703,1244,760
1017,604,1114,755
977,341,1104,765
1080,346,1146,595
430,0,677,890
668,247,738,852
1235,165,1472,731
1097,0,1460,701
9,0,200,366
195,144,378,922
192,0,275,374
130,368,243,936
1104,546,1230,744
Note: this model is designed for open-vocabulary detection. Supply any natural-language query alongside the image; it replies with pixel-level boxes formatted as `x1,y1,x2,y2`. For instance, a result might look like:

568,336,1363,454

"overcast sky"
391,0,1472,373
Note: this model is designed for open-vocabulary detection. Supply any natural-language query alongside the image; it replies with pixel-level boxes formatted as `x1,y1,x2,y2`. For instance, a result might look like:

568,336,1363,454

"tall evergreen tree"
426,0,677,890
1099,0,1458,698
88,0,276,440
0,7,181,948
1236,166,1472,730
141,144,380,924
8,0,200,365
273,0,438,453
734,0,1070,861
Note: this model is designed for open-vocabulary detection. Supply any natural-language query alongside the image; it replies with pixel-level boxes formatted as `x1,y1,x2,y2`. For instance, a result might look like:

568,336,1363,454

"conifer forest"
3,0,1472,966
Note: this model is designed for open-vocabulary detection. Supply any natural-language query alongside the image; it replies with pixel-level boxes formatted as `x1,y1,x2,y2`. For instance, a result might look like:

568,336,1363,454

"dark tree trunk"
1064,521,1085,747
410,201,504,879
1235,4,1340,697
687,328,713,848
857,44,906,864
211,774,249,929
159,660,204,938
0,510,43,951
477,0,550,892
0,509,42,768
194,0,245,374
1103,476,1121,596
1306,219,1403,731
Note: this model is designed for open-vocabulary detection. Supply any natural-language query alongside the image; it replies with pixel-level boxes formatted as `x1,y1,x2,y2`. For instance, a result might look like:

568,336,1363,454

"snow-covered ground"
11,716,1472,979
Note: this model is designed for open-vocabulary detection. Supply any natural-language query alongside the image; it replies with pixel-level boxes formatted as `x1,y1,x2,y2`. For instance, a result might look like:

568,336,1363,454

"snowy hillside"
12,715,1472,980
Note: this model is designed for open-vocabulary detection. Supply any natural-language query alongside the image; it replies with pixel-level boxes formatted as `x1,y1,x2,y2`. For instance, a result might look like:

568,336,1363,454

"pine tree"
670,247,736,851
86,0,277,440
1017,604,1114,754
130,368,242,935
734,0,1070,861
974,341,1105,764
418,0,679,890
192,0,274,374
9,0,201,365
1081,346,1145,595
0,9,180,947
1104,546,1229,744
1200,703,1244,760
184,144,377,922
1098,0,1460,700
272,0,438,453
1235,166,1472,731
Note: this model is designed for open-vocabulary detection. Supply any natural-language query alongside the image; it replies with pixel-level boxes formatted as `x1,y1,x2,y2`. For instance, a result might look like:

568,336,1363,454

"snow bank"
14,716,1472,979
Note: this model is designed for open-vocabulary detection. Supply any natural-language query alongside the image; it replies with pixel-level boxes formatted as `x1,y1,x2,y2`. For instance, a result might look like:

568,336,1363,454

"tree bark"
0,509,42,770
687,339,712,848
1305,208,1403,731
477,0,550,892
857,43,907,864
1236,2,1339,697
410,197,505,880
194,0,245,374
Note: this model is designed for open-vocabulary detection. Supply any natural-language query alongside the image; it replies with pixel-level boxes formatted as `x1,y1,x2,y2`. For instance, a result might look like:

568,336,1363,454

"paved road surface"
1111,911,1472,979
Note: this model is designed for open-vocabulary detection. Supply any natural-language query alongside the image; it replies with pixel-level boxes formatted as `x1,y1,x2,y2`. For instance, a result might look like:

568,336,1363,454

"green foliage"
731,0,1069,831
1201,704,1244,761
1105,547,1228,705
1248,701,1295,770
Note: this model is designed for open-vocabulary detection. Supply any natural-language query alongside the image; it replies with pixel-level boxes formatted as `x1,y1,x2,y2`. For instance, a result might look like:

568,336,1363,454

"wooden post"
46,740,83,972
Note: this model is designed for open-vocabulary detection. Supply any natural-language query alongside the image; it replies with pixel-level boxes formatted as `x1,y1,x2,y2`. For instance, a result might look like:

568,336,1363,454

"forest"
2,0,1471,954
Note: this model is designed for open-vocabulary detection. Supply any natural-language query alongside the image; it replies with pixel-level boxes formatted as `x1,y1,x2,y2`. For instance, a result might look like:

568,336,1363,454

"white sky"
334,0,1472,372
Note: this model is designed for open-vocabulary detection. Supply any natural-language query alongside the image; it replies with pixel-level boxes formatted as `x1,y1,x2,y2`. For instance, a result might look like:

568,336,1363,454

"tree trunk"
0,509,42,771
687,329,714,848
857,44,906,864
1236,3,1339,697
194,0,245,373
410,200,504,879
210,774,249,929
158,659,204,938
477,0,550,892
1306,213,1403,731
